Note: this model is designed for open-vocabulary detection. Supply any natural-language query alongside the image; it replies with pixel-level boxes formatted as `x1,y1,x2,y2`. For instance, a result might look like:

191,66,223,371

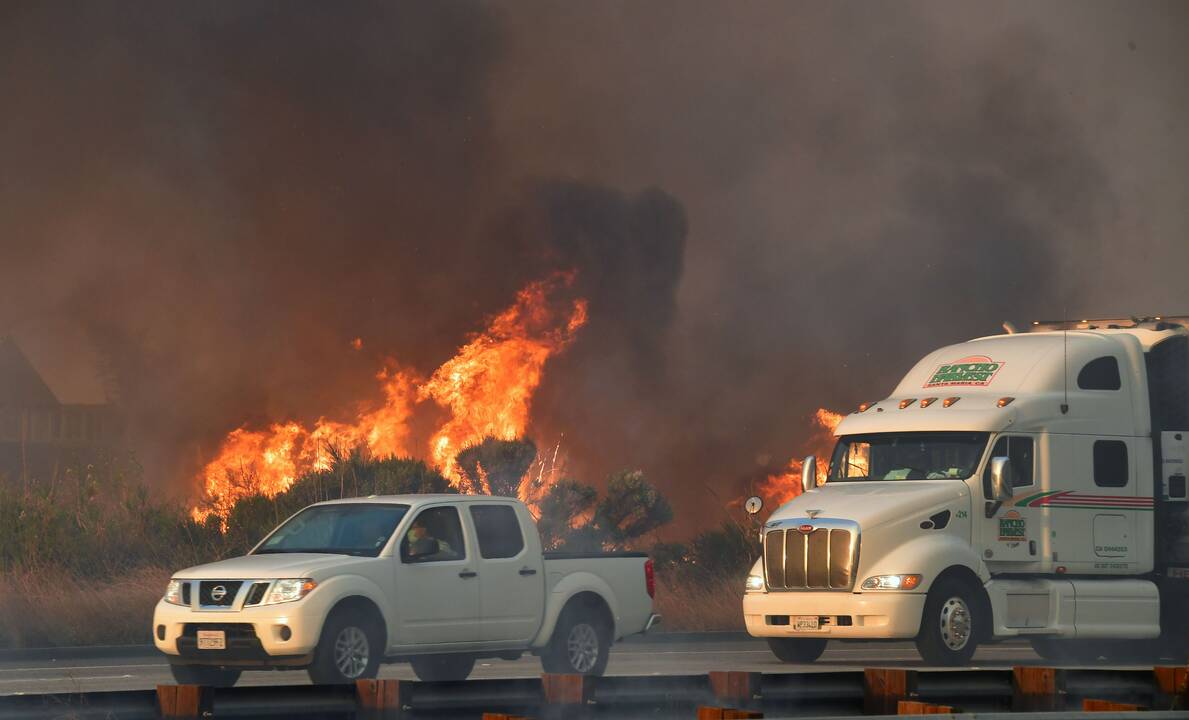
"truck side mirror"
989,456,1014,502
802,455,817,489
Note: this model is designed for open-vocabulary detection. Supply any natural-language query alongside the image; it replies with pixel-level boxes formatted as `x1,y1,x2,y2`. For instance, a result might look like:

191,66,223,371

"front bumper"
743,590,926,639
153,599,323,666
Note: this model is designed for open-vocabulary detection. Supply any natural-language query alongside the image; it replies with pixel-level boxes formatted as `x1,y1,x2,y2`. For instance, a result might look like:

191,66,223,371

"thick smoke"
2,2,1188,528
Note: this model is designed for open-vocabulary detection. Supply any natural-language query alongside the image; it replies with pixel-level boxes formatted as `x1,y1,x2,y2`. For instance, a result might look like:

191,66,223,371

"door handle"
459,570,478,579
519,567,538,576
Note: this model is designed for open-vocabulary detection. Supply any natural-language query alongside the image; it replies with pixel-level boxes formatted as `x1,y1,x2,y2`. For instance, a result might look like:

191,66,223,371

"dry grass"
0,566,170,648
653,572,746,632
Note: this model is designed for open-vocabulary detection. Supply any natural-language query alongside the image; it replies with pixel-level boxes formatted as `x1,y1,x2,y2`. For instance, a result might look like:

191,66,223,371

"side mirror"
801,455,817,489
989,456,1014,502
744,496,764,515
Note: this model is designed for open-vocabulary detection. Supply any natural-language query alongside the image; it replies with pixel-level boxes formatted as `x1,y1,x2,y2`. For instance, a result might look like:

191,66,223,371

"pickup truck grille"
198,581,243,607
763,522,859,591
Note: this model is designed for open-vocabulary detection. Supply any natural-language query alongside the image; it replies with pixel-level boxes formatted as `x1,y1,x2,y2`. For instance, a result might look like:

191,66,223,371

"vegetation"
456,437,537,497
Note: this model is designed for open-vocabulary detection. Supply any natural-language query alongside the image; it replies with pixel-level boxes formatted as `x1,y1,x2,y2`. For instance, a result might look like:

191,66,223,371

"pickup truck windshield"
827,432,989,482
255,503,409,557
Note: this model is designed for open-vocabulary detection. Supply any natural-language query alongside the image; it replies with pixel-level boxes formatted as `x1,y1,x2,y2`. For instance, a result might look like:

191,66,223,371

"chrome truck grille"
762,519,859,591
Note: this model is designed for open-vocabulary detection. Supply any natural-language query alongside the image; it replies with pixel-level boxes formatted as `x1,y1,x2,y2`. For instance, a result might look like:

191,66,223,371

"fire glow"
758,408,843,507
193,273,587,523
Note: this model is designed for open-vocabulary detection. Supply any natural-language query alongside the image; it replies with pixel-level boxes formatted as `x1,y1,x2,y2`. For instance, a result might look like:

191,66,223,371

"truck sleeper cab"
744,317,1189,665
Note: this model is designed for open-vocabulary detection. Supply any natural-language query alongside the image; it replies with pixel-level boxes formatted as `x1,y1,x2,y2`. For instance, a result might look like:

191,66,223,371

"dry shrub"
0,566,170,648
653,571,746,632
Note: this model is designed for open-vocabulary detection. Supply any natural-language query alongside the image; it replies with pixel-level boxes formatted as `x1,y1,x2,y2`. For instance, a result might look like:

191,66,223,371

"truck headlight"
164,579,186,606
264,578,318,605
861,574,922,590
745,574,766,593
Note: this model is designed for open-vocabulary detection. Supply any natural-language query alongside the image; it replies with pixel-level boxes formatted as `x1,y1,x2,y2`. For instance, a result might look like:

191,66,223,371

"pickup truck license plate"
793,615,820,631
196,630,226,650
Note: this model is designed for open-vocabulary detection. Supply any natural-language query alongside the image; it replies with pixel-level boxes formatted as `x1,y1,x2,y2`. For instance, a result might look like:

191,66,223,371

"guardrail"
1,666,1186,719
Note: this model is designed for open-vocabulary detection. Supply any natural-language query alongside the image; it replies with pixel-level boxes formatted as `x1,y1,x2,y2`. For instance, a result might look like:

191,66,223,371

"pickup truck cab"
154,494,659,685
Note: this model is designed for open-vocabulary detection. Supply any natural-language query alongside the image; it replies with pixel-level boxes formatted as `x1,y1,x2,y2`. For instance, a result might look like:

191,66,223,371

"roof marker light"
857,401,875,413
997,397,1015,408
920,397,938,408
943,397,960,408
899,398,916,409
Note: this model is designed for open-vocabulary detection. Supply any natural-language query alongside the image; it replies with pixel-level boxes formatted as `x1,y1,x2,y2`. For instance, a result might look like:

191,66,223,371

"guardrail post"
864,668,915,715
897,700,954,715
356,678,402,719
541,673,594,719
696,708,762,719
1012,666,1059,712
709,671,761,710
156,684,212,720
1082,698,1144,712
1154,667,1189,710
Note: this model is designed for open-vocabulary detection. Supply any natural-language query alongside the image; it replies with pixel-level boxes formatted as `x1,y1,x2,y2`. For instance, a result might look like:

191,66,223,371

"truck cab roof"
312,494,520,507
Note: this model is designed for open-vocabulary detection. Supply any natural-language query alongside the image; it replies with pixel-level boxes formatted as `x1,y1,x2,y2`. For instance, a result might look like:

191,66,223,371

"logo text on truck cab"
924,355,1005,388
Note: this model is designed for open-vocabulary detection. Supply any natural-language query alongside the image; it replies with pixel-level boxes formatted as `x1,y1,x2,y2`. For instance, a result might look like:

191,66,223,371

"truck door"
393,504,482,645
469,503,545,643
980,434,1040,564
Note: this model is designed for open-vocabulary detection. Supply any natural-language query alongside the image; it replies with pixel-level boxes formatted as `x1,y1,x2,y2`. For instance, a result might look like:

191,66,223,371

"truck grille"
763,523,858,591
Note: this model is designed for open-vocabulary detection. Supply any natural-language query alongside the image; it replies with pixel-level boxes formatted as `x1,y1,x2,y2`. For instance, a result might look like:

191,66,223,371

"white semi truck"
743,316,1189,666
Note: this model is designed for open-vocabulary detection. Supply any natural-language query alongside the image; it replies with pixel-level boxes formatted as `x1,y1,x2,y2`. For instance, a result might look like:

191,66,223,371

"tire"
915,578,981,666
169,664,242,687
409,654,476,681
540,605,611,676
767,637,827,663
307,609,383,684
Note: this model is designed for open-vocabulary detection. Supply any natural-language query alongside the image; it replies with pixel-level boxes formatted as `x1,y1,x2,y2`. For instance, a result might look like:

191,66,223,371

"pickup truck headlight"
264,578,318,605
861,574,922,590
164,579,186,606
745,574,766,593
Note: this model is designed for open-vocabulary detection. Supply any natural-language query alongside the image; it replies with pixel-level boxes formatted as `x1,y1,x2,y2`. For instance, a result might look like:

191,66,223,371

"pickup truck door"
468,503,545,643
393,504,482,645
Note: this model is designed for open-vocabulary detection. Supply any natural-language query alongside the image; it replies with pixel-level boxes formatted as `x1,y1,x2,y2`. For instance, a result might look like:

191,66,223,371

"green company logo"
925,355,1004,388
997,510,1026,544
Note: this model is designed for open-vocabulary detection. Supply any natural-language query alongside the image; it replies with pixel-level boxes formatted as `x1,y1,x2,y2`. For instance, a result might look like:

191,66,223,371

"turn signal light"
898,398,916,409
920,397,938,408
997,397,1015,408
943,397,960,408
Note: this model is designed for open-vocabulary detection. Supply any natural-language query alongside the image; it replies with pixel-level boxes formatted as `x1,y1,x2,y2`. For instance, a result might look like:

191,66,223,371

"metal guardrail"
0,666,1185,719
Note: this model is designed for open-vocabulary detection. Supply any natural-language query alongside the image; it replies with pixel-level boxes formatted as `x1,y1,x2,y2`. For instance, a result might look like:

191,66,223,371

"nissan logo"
210,585,227,602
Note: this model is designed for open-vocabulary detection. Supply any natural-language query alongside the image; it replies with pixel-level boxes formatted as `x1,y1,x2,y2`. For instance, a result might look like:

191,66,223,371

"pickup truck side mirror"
801,455,817,489
989,456,1014,502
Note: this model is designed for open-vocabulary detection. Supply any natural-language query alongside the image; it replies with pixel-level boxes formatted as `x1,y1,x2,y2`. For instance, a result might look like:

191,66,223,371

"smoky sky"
2,1,1187,528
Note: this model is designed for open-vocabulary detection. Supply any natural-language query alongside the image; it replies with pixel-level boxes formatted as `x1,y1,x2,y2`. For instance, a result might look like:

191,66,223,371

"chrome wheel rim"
939,596,972,651
567,623,600,673
334,626,370,678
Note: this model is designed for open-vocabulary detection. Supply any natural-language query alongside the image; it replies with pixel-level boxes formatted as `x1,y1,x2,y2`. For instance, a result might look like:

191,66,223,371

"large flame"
193,273,586,522
758,408,843,507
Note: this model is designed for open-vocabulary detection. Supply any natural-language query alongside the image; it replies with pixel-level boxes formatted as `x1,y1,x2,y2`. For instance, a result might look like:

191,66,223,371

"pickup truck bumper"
743,591,925,640
152,599,323,666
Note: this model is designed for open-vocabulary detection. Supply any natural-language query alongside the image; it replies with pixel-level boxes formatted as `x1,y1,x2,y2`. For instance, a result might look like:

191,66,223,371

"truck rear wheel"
307,609,383,684
409,654,476,681
169,664,241,687
767,638,827,663
541,606,611,676
915,578,980,666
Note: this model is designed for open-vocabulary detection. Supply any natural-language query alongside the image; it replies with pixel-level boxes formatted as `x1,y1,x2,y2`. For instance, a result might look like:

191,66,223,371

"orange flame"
758,408,843,507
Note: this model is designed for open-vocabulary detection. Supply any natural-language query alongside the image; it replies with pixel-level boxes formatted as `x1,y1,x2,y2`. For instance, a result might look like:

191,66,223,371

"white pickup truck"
153,494,658,685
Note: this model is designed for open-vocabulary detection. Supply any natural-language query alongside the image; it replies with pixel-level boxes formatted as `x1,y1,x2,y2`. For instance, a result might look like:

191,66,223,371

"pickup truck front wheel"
541,607,610,676
307,611,382,684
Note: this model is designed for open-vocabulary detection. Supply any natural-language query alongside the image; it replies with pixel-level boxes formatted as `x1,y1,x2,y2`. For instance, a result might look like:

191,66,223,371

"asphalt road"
0,634,1102,697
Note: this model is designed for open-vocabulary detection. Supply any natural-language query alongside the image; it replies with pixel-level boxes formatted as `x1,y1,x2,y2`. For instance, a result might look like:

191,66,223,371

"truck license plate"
793,615,820,631
196,630,226,650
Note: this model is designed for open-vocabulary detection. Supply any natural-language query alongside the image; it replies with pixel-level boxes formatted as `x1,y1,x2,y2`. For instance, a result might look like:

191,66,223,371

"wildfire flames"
758,408,843,507
193,273,587,522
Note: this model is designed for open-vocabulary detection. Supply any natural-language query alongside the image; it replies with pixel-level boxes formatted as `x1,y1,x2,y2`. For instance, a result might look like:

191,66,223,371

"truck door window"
1093,440,1129,487
469,505,525,559
1078,356,1122,390
400,507,466,563
982,436,1034,496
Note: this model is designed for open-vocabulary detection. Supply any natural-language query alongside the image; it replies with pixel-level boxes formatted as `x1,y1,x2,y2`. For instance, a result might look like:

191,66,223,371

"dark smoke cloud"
2,1,1188,529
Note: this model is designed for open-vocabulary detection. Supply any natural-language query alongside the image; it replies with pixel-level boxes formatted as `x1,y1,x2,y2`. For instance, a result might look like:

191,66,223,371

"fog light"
156,624,166,641
279,625,292,641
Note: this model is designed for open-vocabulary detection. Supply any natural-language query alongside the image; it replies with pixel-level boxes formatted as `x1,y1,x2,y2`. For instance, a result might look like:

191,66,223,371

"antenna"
1061,304,1070,415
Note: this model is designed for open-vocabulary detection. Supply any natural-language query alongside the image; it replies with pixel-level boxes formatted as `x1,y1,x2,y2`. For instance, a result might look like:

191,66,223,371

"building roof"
0,336,60,407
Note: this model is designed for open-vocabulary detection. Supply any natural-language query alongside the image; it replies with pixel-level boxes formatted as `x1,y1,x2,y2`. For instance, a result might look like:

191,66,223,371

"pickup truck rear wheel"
409,654,475,681
541,607,611,676
169,664,241,687
307,610,382,684
767,638,827,663
915,578,980,666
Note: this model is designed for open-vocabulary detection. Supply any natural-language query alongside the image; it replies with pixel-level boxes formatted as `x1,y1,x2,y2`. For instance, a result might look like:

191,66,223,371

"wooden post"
897,700,955,715
541,673,593,719
708,671,761,709
864,668,915,715
356,678,402,719
156,684,212,720
1012,666,1059,712
1154,666,1189,709
696,708,762,719
1082,698,1144,712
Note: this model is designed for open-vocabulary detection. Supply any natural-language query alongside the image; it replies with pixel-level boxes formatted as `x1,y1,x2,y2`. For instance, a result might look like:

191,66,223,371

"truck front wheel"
915,578,980,666
767,638,827,663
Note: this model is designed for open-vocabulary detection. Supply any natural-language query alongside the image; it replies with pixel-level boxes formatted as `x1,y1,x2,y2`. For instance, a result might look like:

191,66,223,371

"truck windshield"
826,432,989,482
254,503,409,557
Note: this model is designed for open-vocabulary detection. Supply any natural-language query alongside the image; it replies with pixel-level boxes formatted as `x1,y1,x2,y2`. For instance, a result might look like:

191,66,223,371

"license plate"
793,615,820,631
196,630,226,650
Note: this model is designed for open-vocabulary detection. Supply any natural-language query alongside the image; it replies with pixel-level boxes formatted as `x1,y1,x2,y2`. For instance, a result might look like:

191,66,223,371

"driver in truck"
404,516,454,559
